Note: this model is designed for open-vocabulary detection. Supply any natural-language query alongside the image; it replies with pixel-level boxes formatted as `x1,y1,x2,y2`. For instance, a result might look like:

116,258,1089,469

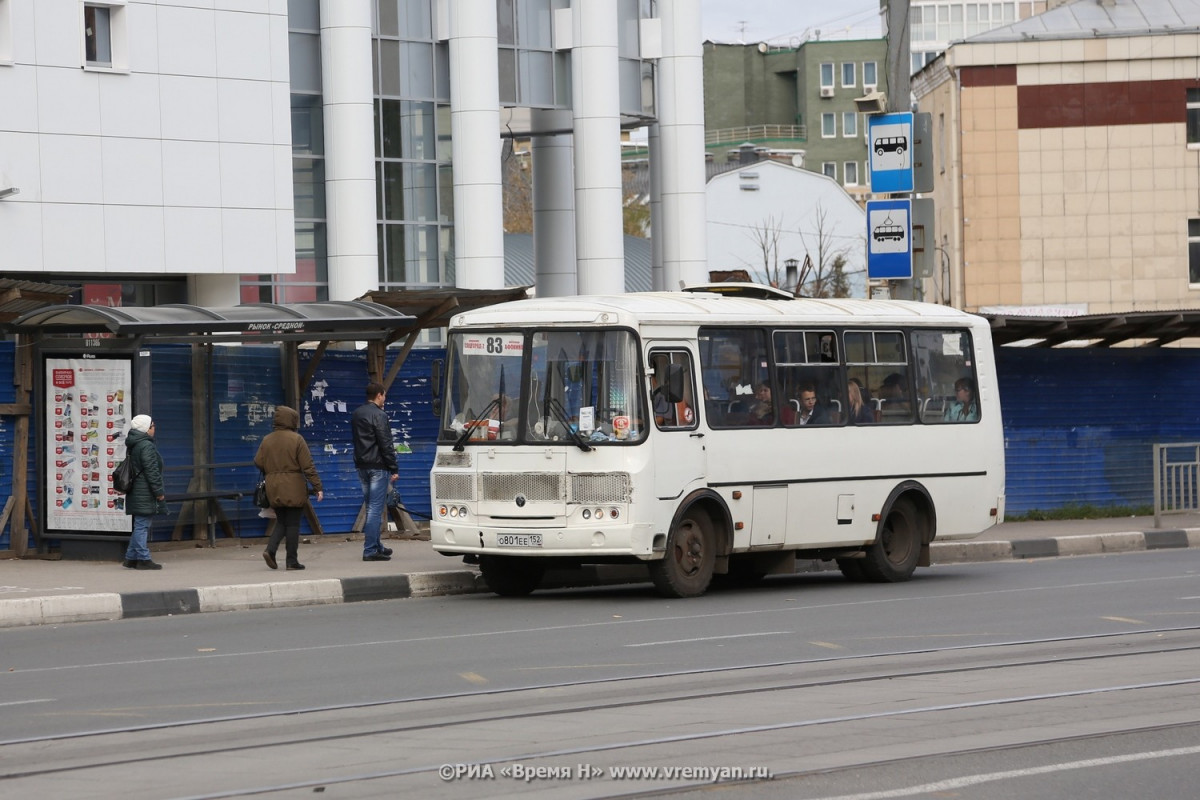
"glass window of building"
822,162,836,180
1188,88,1200,146
375,0,454,293
844,161,858,186
842,112,857,138
84,5,111,66
1189,219,1200,285
841,62,855,88
819,62,834,89
822,113,835,138
863,61,877,88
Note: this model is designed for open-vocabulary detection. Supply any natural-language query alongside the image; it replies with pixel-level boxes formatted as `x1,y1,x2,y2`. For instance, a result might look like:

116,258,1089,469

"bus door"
647,346,705,498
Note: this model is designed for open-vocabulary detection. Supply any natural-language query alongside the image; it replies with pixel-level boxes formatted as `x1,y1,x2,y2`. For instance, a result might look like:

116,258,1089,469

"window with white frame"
841,62,855,88
83,2,126,69
819,62,834,90
821,113,836,138
1188,88,1200,146
822,162,836,180
842,112,857,138
1190,219,1200,284
863,61,877,89
844,161,858,186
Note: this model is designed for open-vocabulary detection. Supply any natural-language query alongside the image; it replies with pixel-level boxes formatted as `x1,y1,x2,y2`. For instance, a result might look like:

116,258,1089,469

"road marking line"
0,699,53,708
1100,616,1144,623
807,744,1200,800
625,631,790,647
458,671,488,685
808,641,845,650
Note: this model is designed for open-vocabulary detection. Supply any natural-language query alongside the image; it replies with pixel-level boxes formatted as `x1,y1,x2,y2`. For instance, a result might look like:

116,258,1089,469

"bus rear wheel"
479,555,546,596
650,511,716,598
861,498,923,582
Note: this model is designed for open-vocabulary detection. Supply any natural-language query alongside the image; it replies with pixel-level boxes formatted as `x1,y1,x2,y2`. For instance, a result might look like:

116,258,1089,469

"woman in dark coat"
123,414,167,570
254,405,323,570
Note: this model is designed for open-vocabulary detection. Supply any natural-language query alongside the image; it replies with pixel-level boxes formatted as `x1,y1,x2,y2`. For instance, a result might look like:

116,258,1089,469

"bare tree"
795,202,854,298
501,140,533,233
742,214,785,286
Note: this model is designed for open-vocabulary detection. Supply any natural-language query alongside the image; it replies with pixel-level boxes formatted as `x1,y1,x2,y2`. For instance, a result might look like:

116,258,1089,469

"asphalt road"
2,549,1199,799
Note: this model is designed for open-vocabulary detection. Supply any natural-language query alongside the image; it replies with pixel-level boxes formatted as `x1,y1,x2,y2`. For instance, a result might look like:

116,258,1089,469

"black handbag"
254,473,270,509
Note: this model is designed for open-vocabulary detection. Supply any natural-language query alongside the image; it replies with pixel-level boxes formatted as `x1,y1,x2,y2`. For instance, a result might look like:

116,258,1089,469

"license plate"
497,533,543,548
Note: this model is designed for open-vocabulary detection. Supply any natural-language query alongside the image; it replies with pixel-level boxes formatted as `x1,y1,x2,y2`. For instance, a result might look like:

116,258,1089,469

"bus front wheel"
650,511,716,598
479,555,546,596
861,498,923,582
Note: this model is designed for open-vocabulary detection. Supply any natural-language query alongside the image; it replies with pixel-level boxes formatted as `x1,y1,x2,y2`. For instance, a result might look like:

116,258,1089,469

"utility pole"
881,0,914,299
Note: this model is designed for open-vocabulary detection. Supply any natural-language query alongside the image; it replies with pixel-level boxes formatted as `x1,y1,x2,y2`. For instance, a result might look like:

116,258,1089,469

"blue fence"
0,342,443,550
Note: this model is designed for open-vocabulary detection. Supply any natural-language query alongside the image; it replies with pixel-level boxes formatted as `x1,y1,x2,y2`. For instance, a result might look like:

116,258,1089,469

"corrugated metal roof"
968,0,1200,42
0,279,78,323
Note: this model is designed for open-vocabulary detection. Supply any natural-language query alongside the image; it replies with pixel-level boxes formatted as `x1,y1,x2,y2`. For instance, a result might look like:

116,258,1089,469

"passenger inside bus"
747,382,775,425
878,372,911,420
847,378,874,424
793,383,829,426
944,377,979,422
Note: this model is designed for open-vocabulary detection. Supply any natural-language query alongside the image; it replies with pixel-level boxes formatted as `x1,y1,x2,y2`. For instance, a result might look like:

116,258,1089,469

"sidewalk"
2,514,1199,628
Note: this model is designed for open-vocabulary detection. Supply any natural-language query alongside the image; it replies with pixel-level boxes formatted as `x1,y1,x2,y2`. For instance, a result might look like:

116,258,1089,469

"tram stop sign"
868,112,914,193
866,199,912,280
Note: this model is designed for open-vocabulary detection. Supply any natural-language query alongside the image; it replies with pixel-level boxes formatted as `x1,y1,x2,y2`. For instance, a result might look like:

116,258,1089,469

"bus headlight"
581,508,591,520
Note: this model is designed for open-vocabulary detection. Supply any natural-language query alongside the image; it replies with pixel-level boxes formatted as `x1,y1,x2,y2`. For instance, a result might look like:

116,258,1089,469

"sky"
699,0,883,45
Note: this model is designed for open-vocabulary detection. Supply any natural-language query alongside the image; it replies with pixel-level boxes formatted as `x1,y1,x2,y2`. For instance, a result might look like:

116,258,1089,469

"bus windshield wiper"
452,398,499,452
548,397,592,452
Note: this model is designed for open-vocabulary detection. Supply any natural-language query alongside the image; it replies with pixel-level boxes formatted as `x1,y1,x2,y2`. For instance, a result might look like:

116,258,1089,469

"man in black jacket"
351,382,399,561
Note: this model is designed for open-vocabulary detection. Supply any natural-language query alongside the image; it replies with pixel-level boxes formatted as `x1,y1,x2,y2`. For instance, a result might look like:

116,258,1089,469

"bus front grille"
480,472,564,502
570,473,632,504
435,452,471,468
433,473,475,501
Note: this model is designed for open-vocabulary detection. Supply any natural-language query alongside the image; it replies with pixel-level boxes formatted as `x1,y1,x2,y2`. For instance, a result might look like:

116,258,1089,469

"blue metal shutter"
997,347,1200,515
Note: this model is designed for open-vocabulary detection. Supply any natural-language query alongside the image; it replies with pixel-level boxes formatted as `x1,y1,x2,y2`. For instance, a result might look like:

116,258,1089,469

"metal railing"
705,125,806,146
1153,443,1200,528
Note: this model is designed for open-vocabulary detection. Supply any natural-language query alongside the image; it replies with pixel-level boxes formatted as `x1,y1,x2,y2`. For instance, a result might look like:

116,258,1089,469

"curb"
2,529,1198,628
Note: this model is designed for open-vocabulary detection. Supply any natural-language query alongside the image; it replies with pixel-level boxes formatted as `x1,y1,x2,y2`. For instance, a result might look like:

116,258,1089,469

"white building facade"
0,0,708,307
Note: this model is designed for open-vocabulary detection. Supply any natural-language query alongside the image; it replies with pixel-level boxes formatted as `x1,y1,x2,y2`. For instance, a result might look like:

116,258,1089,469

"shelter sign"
45,356,133,534
867,112,914,193
866,199,913,280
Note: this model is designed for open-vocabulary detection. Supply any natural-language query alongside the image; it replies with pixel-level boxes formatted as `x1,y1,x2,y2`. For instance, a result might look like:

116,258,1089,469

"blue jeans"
125,515,152,561
358,468,390,556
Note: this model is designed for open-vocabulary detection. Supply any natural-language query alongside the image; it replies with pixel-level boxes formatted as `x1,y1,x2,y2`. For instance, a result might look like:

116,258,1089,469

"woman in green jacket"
254,405,323,570
123,414,168,570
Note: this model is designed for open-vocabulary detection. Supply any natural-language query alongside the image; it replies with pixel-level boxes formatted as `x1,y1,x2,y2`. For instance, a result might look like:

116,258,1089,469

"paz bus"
429,284,1004,597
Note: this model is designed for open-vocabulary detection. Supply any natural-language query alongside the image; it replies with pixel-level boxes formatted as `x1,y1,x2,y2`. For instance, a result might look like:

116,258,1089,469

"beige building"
912,0,1200,314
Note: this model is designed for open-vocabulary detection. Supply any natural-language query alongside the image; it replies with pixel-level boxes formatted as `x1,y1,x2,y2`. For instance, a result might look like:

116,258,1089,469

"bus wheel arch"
861,482,935,583
649,491,730,598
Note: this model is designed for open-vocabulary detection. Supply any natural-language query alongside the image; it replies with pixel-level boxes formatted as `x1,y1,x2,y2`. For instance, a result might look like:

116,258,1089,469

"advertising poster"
45,356,134,534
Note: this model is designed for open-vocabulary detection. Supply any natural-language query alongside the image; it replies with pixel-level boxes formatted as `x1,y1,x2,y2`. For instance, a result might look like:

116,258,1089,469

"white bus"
430,285,1005,597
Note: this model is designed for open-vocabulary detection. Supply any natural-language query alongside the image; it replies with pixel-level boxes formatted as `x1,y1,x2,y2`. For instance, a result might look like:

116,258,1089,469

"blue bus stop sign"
868,112,914,193
866,199,912,280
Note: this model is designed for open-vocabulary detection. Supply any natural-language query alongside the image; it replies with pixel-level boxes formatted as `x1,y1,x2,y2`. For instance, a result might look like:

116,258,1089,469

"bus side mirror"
431,359,443,417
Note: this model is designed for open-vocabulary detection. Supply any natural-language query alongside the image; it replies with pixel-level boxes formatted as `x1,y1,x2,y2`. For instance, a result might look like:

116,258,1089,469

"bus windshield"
440,328,646,445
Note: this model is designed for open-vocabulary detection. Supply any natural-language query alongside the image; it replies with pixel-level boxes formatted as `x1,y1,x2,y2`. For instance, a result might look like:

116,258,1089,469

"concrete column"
654,0,708,290
571,0,624,295
531,110,577,297
188,274,241,307
320,0,378,301
448,0,505,289
648,123,664,290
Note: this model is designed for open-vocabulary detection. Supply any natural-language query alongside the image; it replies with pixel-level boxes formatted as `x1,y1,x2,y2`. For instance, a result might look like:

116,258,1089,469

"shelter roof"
983,308,1200,348
7,301,417,343
356,286,531,337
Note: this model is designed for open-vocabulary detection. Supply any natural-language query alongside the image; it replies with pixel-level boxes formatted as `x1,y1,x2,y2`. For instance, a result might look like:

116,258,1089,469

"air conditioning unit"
819,87,834,98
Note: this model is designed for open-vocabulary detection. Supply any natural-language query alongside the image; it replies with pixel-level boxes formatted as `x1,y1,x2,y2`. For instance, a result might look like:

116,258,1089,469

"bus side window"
650,350,696,430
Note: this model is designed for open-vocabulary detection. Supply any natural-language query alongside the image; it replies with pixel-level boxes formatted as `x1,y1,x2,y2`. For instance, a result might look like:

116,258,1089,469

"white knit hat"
129,415,153,433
